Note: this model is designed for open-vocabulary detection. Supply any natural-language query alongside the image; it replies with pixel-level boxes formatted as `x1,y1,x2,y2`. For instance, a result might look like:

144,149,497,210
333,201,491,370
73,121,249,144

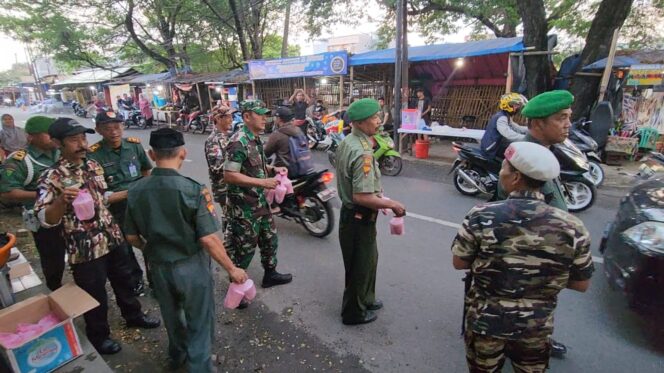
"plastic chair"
637,127,659,151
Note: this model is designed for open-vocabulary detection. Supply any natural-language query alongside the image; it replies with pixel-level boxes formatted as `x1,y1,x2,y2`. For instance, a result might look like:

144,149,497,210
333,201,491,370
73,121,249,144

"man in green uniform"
0,116,67,291
452,142,594,372
88,110,152,294
335,98,406,325
34,118,160,355
494,90,573,211
125,128,247,372
223,100,292,297
492,90,576,357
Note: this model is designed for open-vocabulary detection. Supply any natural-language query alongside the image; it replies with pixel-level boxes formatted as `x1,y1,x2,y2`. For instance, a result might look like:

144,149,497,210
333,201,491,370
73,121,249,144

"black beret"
149,128,185,149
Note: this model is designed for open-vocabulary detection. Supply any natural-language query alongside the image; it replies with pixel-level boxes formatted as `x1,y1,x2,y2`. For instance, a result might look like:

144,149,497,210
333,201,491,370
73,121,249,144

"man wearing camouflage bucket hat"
452,142,593,372
335,98,406,325
223,100,293,307
0,115,67,291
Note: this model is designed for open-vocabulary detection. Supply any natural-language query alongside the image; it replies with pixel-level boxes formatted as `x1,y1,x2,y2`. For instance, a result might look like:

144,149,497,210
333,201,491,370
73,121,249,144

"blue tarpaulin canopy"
349,37,525,66
582,56,640,70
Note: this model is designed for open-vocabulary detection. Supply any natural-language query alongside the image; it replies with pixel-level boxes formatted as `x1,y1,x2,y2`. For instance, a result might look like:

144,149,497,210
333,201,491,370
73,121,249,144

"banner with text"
248,52,348,80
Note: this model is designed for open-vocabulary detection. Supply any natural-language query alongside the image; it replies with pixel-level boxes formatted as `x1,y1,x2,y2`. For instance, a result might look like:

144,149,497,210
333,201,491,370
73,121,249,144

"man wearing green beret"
0,115,67,291
336,98,406,325
493,90,574,358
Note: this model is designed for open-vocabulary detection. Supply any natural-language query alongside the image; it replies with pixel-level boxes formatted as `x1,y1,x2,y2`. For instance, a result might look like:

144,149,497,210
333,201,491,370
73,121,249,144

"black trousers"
71,246,143,345
110,202,145,288
32,226,67,291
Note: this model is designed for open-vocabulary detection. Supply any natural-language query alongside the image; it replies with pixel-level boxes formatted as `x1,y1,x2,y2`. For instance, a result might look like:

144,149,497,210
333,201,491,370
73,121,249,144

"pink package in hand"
72,189,95,220
390,217,404,235
266,189,275,204
223,279,256,309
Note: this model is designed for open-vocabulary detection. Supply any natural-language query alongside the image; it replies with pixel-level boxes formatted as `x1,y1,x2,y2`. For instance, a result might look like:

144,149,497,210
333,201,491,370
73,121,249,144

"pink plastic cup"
72,189,95,221
390,217,404,235
223,279,256,309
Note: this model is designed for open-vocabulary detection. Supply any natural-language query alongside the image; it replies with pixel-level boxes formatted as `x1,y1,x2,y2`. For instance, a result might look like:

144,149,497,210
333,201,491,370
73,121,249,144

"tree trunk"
125,0,177,75
281,0,291,58
569,0,635,119
516,0,551,98
229,0,250,61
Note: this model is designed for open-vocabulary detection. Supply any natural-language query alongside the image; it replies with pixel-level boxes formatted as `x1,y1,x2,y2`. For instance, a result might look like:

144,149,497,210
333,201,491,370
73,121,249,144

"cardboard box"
0,283,99,373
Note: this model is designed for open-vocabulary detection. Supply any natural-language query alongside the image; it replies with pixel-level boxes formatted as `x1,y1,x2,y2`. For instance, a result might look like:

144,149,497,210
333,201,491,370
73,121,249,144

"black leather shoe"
126,314,161,329
367,300,383,311
262,269,293,288
237,299,249,310
343,311,378,325
95,339,122,355
550,338,567,359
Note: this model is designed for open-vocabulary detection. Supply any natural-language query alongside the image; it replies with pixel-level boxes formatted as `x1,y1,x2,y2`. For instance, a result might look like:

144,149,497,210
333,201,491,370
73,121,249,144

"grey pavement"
4,107,663,372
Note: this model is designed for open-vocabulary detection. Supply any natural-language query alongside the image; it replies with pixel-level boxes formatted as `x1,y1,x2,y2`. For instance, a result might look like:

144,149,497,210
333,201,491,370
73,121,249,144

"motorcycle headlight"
621,221,664,255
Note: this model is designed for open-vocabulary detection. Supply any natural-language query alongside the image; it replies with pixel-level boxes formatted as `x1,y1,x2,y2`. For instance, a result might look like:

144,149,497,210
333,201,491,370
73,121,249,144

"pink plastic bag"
390,217,404,235
0,312,62,349
223,279,256,309
72,189,95,220
276,170,294,194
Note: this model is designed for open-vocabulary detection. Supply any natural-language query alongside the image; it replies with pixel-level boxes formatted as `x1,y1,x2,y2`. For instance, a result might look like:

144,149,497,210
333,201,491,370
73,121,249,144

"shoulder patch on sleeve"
89,143,101,152
126,137,141,144
362,154,373,176
10,150,26,161
201,187,216,215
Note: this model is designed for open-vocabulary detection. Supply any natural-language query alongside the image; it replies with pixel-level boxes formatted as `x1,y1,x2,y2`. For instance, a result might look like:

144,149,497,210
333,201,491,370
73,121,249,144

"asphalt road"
6,108,664,372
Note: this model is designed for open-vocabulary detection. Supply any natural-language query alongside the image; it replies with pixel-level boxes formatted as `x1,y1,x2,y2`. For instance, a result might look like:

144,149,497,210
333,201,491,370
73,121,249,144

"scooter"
187,110,210,134
124,106,146,129
570,119,604,186
72,102,88,118
327,129,403,176
272,170,337,238
450,141,596,212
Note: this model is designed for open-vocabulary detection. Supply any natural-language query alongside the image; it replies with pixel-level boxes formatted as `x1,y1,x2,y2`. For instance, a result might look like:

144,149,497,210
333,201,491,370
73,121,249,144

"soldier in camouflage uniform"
452,142,594,372
88,110,152,294
34,118,159,355
223,100,292,296
204,105,238,221
0,116,66,291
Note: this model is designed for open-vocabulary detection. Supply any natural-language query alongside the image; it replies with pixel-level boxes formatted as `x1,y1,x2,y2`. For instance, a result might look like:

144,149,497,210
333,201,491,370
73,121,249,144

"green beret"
347,98,381,122
25,116,55,134
521,90,574,119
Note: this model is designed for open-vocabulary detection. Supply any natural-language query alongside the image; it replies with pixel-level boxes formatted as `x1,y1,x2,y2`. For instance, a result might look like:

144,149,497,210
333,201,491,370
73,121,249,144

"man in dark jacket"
265,106,302,173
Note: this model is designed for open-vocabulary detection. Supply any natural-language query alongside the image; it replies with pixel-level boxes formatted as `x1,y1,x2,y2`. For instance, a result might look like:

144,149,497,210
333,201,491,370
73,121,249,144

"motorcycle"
72,102,88,118
124,107,146,129
327,129,403,176
187,111,211,134
273,170,337,238
450,140,596,212
231,111,244,134
570,119,605,186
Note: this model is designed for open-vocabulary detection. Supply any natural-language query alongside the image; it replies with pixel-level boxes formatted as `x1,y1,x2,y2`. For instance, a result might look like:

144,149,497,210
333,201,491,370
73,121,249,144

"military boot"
262,269,293,288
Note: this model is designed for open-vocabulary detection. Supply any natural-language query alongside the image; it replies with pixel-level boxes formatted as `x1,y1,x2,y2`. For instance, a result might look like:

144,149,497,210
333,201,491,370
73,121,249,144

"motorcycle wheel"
453,167,481,196
327,150,337,168
564,178,596,212
587,161,605,186
193,122,205,134
301,196,335,238
306,126,318,150
379,156,403,176
138,118,146,129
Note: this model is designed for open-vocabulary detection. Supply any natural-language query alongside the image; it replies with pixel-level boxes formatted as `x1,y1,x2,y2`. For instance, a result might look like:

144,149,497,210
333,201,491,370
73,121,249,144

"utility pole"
393,0,403,144
401,2,409,111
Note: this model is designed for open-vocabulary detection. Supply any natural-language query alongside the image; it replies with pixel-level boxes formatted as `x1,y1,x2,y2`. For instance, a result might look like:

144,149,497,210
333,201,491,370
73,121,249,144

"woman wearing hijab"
0,114,28,156
139,94,154,128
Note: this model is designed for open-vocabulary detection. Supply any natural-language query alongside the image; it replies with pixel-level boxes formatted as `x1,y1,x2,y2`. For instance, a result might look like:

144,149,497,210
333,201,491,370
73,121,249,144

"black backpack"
287,133,315,177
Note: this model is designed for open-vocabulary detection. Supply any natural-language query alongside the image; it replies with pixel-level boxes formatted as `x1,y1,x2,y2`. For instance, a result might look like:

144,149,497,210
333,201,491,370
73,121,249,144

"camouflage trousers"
224,214,278,270
464,328,551,373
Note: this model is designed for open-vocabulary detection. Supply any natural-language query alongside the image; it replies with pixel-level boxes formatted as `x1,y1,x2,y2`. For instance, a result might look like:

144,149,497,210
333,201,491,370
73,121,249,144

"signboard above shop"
248,51,348,80
626,64,664,86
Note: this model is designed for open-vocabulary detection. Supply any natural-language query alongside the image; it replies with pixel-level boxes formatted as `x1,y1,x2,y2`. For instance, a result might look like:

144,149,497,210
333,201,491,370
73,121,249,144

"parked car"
600,152,664,309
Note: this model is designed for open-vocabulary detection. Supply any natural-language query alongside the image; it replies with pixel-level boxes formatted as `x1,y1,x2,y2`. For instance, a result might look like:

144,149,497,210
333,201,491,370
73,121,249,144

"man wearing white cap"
451,142,594,373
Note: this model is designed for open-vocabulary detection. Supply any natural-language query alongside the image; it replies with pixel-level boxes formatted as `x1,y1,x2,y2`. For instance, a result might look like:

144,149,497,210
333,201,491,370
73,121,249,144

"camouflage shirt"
451,190,594,338
34,158,124,265
224,124,270,218
204,128,231,202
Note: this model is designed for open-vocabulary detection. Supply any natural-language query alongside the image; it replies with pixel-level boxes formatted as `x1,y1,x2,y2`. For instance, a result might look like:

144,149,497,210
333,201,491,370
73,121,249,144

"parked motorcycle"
187,111,211,134
72,102,88,118
450,140,596,212
328,130,403,176
600,152,664,309
273,170,337,237
124,107,146,129
570,119,605,186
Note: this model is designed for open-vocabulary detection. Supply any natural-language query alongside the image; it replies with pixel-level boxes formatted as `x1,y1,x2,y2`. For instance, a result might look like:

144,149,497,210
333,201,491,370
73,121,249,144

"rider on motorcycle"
480,93,529,159
265,106,301,175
